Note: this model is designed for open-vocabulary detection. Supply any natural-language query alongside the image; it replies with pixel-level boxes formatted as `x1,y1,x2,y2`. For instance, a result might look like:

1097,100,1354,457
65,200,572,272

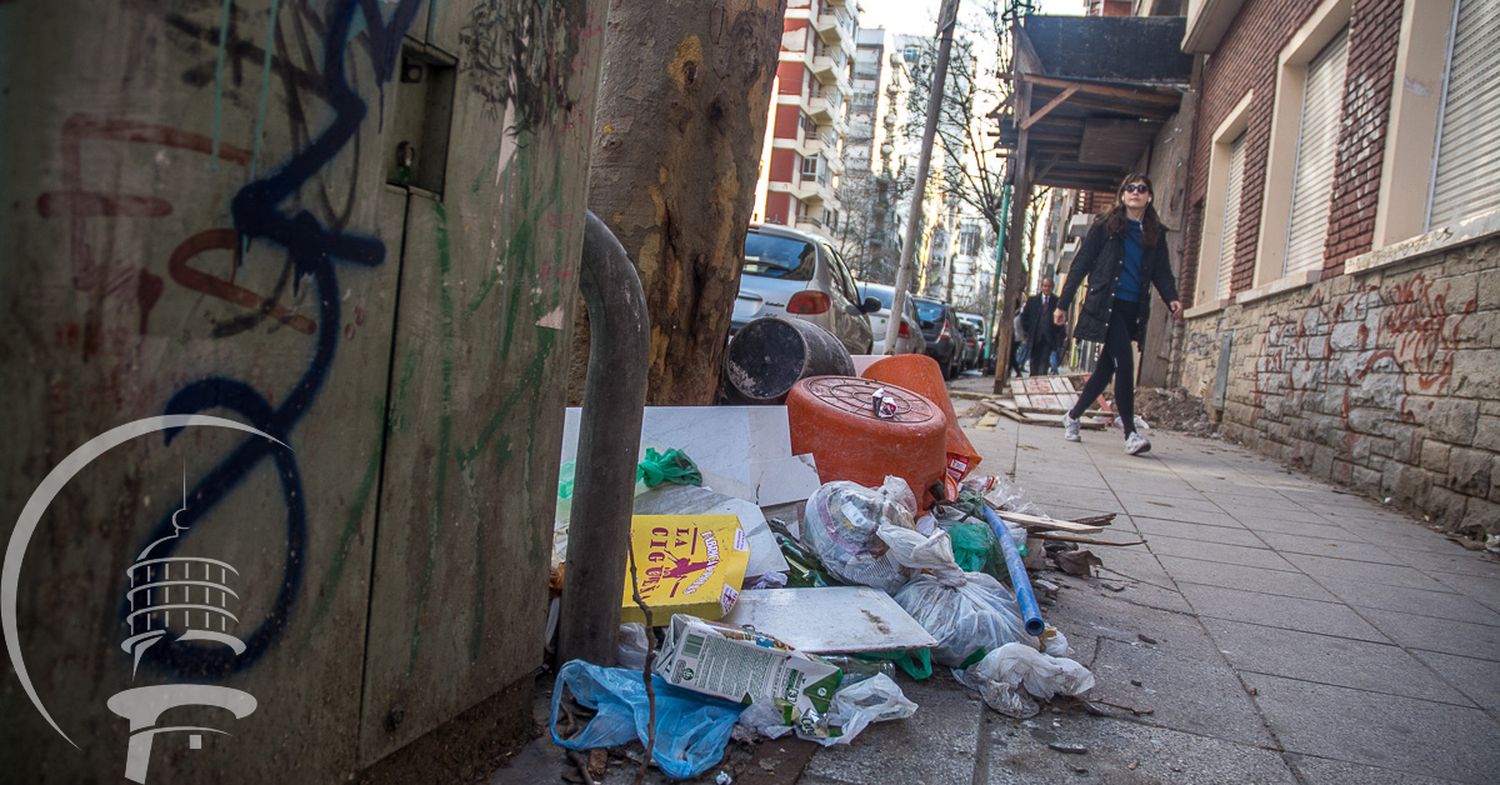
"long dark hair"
1102,172,1163,248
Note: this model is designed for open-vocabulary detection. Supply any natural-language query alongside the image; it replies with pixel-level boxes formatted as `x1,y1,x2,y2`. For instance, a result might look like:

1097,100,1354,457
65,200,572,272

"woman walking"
1054,173,1182,455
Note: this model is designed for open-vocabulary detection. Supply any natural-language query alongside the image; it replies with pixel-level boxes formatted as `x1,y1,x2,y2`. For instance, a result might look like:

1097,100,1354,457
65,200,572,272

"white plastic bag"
616,623,650,670
893,571,1036,667
960,474,1040,516
875,524,967,587
801,477,918,593
955,642,1095,718
736,674,916,746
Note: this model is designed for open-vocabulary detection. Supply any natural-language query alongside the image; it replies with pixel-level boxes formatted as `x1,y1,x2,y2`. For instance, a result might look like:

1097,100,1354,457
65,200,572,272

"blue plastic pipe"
982,505,1046,636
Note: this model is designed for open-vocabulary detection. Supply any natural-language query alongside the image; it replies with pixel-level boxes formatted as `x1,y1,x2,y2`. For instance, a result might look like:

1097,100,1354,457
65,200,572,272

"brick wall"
1324,0,1404,272
1184,0,1403,295
1178,237,1500,536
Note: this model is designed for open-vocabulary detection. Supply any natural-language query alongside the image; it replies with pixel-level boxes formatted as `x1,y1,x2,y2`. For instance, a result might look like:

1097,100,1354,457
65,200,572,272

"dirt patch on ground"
1133,387,1217,437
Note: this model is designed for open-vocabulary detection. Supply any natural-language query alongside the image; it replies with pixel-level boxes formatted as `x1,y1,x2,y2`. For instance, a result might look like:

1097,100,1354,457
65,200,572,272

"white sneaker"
1125,432,1151,455
1062,412,1082,442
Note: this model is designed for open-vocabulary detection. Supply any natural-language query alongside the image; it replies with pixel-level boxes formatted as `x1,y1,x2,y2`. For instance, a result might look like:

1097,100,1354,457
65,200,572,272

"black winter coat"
1056,217,1180,345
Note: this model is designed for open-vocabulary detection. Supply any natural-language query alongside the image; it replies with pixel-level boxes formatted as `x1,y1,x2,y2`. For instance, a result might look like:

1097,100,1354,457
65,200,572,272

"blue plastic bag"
550,660,744,780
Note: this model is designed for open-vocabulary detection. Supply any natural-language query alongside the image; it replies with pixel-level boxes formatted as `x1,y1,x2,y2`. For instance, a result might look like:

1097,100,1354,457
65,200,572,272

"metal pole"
558,212,650,667
885,0,963,354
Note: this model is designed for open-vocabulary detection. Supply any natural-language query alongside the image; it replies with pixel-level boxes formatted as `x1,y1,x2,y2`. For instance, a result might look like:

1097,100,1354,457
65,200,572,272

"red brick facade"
1184,0,1403,297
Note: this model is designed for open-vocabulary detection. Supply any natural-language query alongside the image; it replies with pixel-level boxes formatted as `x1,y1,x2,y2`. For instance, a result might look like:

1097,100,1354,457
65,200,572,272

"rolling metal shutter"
1428,0,1500,228
1216,133,1247,301
1283,29,1348,277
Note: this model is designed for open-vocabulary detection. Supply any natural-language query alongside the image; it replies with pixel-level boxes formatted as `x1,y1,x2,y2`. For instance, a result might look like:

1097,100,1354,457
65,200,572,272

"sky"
855,0,1087,39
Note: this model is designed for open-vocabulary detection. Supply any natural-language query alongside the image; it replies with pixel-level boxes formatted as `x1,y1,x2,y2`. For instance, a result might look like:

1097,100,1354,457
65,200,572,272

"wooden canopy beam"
1021,86,1078,131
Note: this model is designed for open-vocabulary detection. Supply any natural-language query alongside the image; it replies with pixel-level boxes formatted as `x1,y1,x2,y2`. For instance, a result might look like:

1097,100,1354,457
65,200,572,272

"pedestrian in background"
1009,297,1027,377
1021,278,1062,376
1055,172,1182,455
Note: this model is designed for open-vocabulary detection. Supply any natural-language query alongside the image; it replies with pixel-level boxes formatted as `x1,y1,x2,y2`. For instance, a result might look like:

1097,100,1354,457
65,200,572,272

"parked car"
731,224,878,355
857,281,926,356
912,296,962,379
957,313,988,369
956,321,982,372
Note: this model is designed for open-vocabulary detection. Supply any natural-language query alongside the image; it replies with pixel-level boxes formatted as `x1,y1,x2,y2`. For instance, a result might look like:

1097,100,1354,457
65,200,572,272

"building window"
1283,29,1349,277
1253,0,1352,287
1426,0,1500,228
1216,133,1248,301
903,45,920,63
801,155,820,179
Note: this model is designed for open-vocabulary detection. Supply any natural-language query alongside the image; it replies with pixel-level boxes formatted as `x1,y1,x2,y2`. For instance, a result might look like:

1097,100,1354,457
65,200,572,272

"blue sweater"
1117,220,1146,303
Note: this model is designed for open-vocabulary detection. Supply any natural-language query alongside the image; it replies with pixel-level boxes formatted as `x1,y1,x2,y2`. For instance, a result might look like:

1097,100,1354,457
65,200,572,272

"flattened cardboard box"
655,615,843,732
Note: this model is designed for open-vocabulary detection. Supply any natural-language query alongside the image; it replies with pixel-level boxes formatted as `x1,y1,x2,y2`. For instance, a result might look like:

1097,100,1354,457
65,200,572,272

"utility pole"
885,0,962,353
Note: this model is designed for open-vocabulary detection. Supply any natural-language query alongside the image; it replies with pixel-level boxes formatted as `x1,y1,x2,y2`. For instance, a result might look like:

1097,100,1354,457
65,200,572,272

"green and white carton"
656,614,844,734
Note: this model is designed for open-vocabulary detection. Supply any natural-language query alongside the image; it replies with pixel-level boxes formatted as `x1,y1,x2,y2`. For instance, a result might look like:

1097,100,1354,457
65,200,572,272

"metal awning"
995,15,1193,192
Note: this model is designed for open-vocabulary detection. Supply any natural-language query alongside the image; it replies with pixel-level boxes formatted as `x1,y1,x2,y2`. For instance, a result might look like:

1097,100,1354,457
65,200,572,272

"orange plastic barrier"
786,376,948,510
860,354,982,481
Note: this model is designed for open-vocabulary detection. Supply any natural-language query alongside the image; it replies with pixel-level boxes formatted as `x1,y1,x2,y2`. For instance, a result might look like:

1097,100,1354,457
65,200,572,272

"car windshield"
743,232,816,280
914,300,945,324
859,285,893,309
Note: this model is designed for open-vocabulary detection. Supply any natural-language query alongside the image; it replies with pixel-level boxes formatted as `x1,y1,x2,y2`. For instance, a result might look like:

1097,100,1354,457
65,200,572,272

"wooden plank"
720,587,938,654
975,411,1001,430
1033,533,1146,547
1022,85,1079,130
995,511,1107,534
1022,73,1183,106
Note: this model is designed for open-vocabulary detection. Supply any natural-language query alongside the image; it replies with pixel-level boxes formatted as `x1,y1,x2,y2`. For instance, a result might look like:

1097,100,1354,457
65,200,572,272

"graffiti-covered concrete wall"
0,0,604,782
1179,226,1500,537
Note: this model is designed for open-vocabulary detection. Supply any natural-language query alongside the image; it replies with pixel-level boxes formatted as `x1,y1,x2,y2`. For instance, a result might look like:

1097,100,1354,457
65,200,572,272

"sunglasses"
1122,184,1151,194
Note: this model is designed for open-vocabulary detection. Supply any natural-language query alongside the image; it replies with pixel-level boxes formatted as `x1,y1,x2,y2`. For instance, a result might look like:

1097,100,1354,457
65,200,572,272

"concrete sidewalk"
798,401,1500,785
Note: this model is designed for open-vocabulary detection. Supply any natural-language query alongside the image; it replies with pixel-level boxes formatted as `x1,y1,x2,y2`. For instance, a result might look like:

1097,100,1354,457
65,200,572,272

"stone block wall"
1179,234,1500,536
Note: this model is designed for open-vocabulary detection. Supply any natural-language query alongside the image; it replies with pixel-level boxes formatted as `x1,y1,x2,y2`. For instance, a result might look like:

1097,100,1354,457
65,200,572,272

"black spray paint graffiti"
128,0,426,678
459,0,579,127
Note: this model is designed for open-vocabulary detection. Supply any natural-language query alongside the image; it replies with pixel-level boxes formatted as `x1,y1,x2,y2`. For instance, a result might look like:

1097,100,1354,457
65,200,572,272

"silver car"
857,281,926,355
731,224,878,354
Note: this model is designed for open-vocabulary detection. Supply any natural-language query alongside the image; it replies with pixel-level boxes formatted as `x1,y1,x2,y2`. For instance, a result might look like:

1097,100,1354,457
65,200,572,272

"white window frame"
1245,0,1352,301
1423,0,1500,230
1190,90,1254,315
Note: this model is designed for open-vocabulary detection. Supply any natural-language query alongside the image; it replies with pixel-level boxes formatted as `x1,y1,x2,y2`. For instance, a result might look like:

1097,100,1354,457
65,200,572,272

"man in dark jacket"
1020,278,1063,376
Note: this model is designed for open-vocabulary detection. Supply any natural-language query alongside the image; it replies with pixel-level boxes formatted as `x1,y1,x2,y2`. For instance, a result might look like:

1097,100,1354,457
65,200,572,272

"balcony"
813,6,854,48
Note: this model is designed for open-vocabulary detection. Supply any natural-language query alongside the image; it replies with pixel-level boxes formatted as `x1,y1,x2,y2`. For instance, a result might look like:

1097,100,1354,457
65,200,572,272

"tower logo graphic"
3,415,286,783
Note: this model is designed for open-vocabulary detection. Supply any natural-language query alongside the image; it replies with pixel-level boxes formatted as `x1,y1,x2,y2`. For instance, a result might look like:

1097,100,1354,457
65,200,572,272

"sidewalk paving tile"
1315,577,1500,626
1146,536,1300,572
1286,755,1474,785
984,717,1296,785
1410,650,1500,712
799,675,982,785
1348,525,1485,554
1178,584,1389,642
1053,593,1226,662
1431,571,1500,613
1088,637,1275,746
1133,516,1264,545
1242,673,1500,785
1387,548,1500,579
1133,507,1250,529
1360,608,1500,661
1280,553,1452,591
1252,531,1397,564
1201,619,1468,704
1233,508,1355,532
1159,556,1339,601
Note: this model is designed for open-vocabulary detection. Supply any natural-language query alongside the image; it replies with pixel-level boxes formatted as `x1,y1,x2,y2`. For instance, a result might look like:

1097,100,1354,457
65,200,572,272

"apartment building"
834,27,910,282
755,0,858,240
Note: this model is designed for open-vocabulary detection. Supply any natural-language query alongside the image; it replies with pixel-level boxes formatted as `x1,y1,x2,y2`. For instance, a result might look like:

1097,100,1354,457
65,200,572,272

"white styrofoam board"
721,586,938,654
561,406,822,506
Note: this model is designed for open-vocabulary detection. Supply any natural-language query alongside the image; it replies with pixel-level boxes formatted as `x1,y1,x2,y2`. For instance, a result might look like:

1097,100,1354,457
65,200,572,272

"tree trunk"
573,0,787,405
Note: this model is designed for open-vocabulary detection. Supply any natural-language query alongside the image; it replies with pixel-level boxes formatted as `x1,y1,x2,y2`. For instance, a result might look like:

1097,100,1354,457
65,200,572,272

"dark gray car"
912,296,962,379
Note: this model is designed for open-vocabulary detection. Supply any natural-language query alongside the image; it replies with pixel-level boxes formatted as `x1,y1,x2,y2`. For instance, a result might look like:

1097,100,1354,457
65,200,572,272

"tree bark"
573,0,787,405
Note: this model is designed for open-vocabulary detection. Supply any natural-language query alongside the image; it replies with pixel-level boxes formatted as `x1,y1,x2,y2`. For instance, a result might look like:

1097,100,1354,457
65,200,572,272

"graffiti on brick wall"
1250,272,1478,444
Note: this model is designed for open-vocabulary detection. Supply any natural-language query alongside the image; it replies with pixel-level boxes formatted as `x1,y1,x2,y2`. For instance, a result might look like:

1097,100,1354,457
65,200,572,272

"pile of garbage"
545,317,1104,781
1133,387,1218,437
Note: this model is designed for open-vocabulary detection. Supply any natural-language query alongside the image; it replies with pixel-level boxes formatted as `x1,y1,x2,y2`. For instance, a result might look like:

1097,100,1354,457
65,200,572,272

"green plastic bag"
636,447,703,489
945,521,1005,577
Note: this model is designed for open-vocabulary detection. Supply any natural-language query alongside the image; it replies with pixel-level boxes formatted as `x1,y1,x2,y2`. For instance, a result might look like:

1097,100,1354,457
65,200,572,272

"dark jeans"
1069,300,1140,436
